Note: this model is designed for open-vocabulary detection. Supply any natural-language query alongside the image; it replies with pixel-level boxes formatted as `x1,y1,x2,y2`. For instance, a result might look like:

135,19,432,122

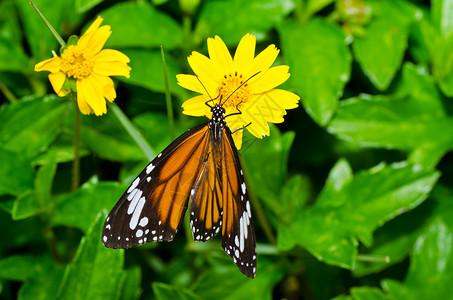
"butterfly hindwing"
221,127,257,278
102,123,210,248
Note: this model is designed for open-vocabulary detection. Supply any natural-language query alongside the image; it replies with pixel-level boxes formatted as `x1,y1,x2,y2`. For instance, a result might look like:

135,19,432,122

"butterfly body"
102,104,257,278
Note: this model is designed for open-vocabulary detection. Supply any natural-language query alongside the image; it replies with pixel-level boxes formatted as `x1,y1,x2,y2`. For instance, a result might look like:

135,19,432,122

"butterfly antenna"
221,71,261,107
195,74,219,108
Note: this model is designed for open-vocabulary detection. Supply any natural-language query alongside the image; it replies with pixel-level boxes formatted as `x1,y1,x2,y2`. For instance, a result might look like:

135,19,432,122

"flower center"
60,45,95,79
219,72,251,110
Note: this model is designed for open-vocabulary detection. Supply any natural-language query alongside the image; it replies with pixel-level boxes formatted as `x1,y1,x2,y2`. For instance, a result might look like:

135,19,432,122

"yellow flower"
35,16,131,116
177,33,300,149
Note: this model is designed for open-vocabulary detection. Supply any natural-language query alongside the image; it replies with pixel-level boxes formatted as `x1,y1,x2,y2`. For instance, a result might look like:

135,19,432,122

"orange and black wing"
221,127,257,278
102,123,210,248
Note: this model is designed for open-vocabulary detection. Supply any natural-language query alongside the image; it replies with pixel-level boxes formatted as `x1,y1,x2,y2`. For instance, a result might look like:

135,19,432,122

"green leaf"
120,267,142,300
432,0,453,37
349,287,390,300
0,254,53,281
278,161,440,269
152,282,199,300
17,257,65,300
316,158,353,207
0,0,28,72
52,180,127,234
12,150,57,220
195,0,296,45
58,211,125,300
0,147,34,197
75,0,104,13
242,126,295,205
352,0,419,90
404,218,453,298
328,63,453,159
0,95,70,158
120,49,184,98
279,18,351,126
192,259,286,300
101,2,183,49
81,112,146,162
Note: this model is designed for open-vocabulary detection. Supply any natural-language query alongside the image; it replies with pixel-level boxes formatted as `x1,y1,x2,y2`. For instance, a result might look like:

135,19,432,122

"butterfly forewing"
102,123,209,248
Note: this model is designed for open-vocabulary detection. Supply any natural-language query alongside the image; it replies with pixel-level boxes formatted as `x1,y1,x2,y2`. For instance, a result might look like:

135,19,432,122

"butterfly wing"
220,127,257,278
102,123,210,248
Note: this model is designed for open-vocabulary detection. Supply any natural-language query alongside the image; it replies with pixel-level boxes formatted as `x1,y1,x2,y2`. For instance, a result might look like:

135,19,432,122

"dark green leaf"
242,126,295,205
352,0,419,90
279,18,351,126
0,95,70,159
195,0,296,45
52,180,127,233
0,147,34,197
120,49,184,98
0,254,53,281
58,211,125,300
81,112,146,162
328,63,453,161
75,0,104,13
278,161,439,269
192,259,286,300
120,267,142,300
152,282,199,300
350,287,389,300
0,0,28,72
101,2,183,49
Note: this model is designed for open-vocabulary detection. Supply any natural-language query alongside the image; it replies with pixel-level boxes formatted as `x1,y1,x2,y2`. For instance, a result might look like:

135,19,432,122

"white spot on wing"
129,197,146,230
239,216,245,252
146,177,151,182
128,177,140,193
139,217,149,227
103,236,107,243
146,163,155,174
246,201,251,218
241,182,246,194
136,229,143,237
127,189,143,215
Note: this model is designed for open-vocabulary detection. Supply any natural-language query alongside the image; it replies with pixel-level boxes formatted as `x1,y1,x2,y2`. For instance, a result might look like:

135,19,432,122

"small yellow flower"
177,33,300,149
35,16,131,116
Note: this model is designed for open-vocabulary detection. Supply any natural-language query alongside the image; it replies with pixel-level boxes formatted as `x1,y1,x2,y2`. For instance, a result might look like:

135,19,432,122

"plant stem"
0,80,17,103
29,0,66,48
356,254,390,263
161,46,175,140
239,154,276,244
110,102,155,161
71,98,81,192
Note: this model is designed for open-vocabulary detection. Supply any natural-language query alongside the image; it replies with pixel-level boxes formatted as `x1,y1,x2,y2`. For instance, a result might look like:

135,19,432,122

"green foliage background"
1,0,453,299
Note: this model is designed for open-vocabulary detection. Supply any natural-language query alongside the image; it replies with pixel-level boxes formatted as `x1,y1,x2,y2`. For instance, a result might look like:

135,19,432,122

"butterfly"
102,89,257,278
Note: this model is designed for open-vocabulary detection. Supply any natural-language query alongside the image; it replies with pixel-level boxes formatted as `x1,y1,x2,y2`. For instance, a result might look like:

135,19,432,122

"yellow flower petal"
182,95,212,117
48,72,68,96
207,36,234,75
76,81,95,115
177,74,218,96
84,16,104,36
78,25,112,54
35,56,61,73
188,51,222,87
91,73,116,102
95,49,130,63
233,33,256,76
93,61,131,78
231,129,243,150
251,65,290,94
246,44,279,81
78,77,107,116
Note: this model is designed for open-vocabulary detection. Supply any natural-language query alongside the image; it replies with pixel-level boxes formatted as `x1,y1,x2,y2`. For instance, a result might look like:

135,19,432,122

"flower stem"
0,80,17,103
29,0,66,48
356,254,390,263
71,98,81,192
161,46,175,140
110,102,155,161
